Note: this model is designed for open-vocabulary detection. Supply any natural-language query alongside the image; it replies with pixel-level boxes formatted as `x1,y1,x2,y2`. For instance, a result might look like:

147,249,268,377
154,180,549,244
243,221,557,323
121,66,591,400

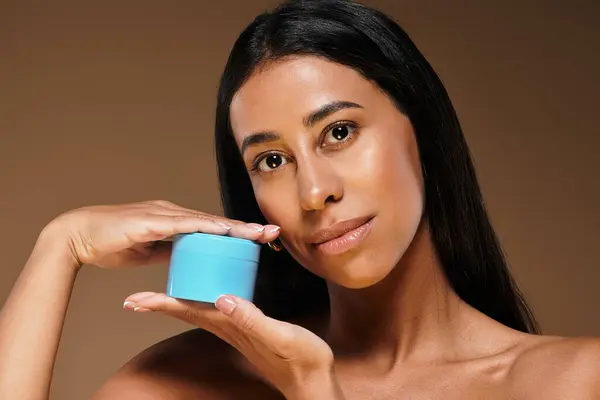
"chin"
318,229,417,289
322,254,396,289
330,270,393,289
332,274,388,289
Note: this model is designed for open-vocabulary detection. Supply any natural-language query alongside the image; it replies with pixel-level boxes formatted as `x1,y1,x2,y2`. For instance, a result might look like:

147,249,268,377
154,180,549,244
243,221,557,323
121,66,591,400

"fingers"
123,292,156,311
213,295,298,358
134,240,173,266
127,292,232,331
127,292,219,318
173,216,280,244
147,240,173,263
125,292,157,303
215,295,265,335
124,214,230,244
234,223,280,244
139,200,281,244
125,292,269,338
125,292,296,358
214,295,292,349
124,292,275,338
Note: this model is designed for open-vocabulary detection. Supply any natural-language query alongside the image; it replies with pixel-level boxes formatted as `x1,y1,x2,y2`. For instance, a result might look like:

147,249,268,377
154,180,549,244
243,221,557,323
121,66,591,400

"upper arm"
89,329,233,400
90,371,211,400
576,338,600,399
89,353,229,400
89,328,279,400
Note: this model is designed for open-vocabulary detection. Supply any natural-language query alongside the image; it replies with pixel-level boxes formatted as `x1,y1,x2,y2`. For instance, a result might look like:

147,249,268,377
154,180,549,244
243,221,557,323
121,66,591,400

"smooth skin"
1,56,599,399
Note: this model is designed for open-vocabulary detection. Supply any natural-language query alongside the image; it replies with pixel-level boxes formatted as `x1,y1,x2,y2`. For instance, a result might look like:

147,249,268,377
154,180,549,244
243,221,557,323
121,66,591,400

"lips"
307,215,374,256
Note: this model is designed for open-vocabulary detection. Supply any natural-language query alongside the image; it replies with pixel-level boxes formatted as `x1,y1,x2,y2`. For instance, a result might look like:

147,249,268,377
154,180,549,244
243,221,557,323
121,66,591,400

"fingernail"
133,306,152,313
247,223,265,232
215,295,237,315
216,221,232,230
266,225,281,233
123,301,135,310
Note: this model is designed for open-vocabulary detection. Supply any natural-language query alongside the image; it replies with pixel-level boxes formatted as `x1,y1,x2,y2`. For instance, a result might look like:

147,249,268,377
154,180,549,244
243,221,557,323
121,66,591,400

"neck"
324,220,479,369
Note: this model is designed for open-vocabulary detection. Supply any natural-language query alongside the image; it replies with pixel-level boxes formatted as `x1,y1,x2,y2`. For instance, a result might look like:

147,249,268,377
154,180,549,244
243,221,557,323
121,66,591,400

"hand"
123,292,342,399
42,200,281,270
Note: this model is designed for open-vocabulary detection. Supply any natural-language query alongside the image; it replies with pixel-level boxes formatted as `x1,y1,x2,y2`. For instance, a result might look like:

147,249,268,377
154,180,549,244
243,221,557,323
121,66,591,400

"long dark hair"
214,0,540,333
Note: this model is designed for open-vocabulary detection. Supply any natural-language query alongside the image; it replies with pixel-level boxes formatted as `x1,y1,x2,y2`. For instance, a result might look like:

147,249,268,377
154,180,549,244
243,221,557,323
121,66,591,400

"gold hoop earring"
267,240,282,252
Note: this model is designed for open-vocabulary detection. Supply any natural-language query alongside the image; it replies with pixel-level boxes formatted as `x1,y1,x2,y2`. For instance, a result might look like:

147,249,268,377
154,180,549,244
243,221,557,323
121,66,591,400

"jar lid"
173,232,261,261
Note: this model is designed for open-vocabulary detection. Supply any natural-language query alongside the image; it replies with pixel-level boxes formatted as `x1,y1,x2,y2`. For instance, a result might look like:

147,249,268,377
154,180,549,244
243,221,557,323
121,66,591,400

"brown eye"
256,153,289,172
332,125,350,140
265,154,283,169
322,122,358,146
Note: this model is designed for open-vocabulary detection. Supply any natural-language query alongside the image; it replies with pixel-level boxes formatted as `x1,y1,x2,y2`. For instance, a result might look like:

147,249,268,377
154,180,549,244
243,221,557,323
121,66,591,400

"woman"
1,0,598,398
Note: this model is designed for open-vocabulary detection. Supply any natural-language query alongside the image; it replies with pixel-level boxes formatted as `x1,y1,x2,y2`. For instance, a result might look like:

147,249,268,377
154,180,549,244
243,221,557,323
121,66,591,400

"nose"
297,156,343,211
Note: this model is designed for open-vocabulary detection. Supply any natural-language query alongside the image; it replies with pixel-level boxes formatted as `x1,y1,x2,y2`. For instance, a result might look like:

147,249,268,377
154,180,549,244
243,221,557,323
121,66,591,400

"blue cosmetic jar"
166,233,261,303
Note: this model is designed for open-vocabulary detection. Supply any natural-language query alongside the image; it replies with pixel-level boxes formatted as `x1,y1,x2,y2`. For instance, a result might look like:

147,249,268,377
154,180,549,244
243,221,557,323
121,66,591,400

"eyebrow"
240,100,363,155
303,100,363,128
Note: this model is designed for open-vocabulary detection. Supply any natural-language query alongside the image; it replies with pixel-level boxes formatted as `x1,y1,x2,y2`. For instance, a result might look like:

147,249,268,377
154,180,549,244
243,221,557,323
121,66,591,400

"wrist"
35,221,83,273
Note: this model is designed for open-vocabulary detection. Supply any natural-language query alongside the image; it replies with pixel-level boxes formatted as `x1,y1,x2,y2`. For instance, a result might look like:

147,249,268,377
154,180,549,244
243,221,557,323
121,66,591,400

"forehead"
229,56,379,142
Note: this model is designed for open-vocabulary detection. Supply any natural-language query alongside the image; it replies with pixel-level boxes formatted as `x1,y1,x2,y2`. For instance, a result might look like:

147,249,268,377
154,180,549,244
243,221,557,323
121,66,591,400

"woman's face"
230,56,425,288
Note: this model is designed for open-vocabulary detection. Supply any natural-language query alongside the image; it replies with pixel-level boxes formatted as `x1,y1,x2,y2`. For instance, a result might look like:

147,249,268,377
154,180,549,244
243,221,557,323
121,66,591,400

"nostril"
325,194,340,204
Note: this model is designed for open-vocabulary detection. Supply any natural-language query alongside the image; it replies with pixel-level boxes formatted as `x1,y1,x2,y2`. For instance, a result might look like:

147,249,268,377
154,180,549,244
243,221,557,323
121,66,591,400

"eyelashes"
250,120,360,174
320,121,358,148
251,152,289,174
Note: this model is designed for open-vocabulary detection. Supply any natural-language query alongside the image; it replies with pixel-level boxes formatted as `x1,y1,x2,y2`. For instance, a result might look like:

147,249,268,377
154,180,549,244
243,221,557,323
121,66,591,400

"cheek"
379,131,425,260
382,136,424,207
252,180,300,234
347,129,424,206
357,127,425,245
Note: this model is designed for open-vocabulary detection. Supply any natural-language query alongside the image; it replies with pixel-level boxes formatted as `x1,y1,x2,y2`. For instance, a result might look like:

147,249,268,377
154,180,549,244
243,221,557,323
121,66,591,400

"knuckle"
139,219,172,240
274,329,298,355
144,200,176,208
189,210,212,220
181,306,200,323
237,311,257,333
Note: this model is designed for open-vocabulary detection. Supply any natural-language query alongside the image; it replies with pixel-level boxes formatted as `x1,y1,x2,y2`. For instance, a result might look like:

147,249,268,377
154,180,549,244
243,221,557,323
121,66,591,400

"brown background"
1,0,598,398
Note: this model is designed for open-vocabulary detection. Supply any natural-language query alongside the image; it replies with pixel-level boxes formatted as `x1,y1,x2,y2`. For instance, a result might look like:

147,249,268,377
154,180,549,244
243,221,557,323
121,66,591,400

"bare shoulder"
90,328,281,400
506,334,600,399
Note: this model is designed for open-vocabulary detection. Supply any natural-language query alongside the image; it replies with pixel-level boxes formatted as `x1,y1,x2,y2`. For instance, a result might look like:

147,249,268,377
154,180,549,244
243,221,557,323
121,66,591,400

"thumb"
216,295,331,365
215,295,278,340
